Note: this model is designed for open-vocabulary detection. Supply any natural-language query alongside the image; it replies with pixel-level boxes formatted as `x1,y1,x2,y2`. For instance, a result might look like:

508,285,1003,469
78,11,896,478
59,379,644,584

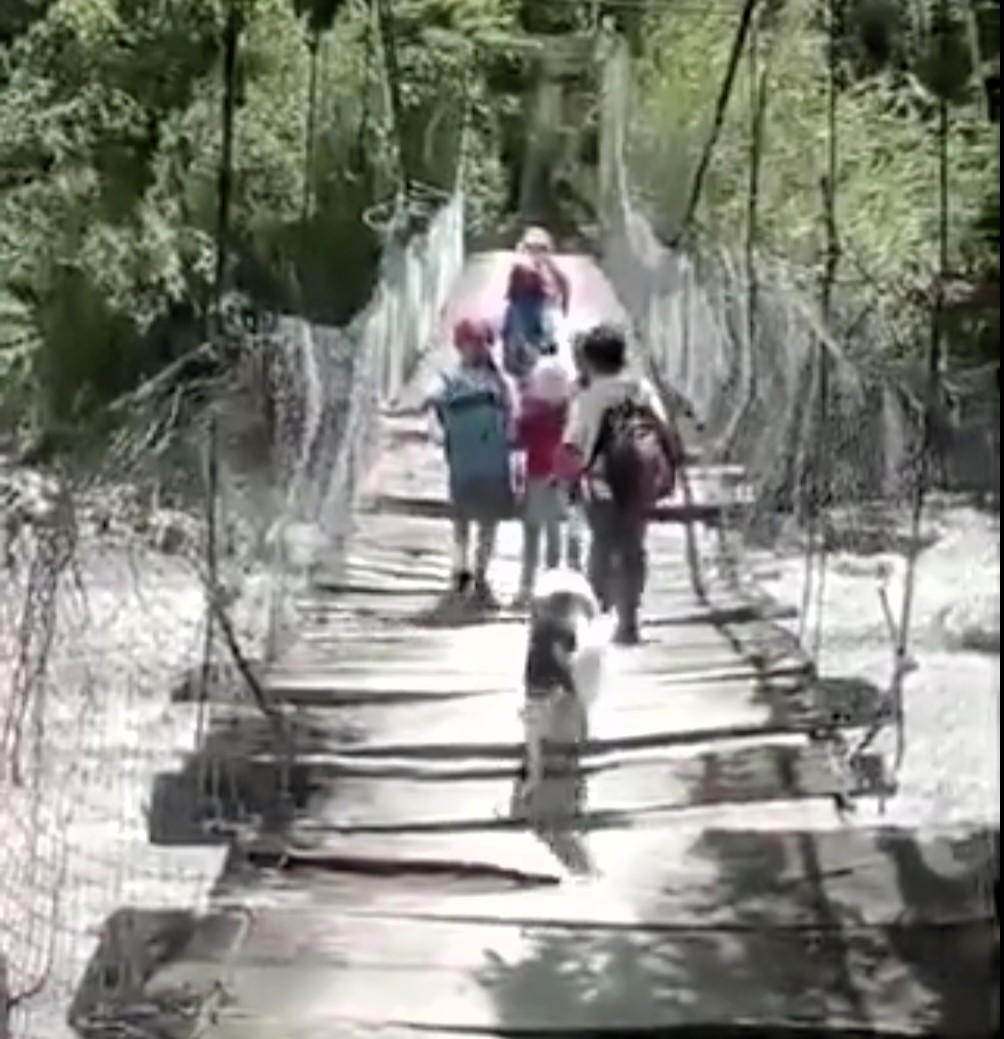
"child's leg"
451,518,472,588
518,478,548,597
544,517,563,570
613,511,648,643
473,520,498,586
566,499,584,572
541,482,564,571
585,501,616,611
521,699,547,789
518,520,541,599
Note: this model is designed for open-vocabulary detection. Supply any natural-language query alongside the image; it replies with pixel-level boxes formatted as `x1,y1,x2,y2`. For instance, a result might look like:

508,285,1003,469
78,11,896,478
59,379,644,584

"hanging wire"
374,0,409,199
197,0,241,767
886,2,952,772
809,0,842,663
796,0,840,659
670,0,761,246
210,0,241,339
851,0,953,782
301,26,323,225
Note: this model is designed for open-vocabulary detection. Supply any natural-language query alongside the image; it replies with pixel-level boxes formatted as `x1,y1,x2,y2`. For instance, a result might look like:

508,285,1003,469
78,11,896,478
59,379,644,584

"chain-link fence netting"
0,188,463,1038
598,34,998,833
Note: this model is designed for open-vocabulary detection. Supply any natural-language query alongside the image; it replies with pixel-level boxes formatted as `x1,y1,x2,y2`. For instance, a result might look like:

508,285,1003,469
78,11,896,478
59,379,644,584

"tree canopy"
0,0,997,447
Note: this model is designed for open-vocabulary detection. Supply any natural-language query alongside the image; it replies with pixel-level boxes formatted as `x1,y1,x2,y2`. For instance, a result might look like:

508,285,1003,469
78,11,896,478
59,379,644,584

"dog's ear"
569,612,613,709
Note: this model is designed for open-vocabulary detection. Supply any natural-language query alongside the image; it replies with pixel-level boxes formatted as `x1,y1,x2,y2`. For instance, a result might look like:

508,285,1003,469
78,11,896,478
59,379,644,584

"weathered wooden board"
222,673,816,759
299,739,841,831
141,820,998,1037
269,622,798,688
214,823,998,928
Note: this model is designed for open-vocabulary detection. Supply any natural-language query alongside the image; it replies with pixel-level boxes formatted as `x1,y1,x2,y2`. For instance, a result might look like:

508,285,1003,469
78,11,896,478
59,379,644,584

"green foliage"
0,0,514,442
631,0,998,361
384,0,518,209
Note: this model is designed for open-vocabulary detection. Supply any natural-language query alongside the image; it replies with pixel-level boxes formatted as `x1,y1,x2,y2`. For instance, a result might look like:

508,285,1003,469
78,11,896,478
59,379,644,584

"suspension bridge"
1,19,998,1039
55,244,995,1039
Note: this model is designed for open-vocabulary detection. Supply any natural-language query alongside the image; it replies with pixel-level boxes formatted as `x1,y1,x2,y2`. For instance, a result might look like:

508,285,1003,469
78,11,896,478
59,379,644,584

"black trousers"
584,500,647,622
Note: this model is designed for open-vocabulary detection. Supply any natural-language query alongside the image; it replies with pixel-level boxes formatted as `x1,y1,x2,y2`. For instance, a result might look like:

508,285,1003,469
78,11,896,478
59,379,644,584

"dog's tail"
570,611,615,708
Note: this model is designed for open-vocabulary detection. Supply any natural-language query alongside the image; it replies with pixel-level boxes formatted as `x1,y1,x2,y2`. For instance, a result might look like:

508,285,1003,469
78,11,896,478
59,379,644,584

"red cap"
453,316,494,349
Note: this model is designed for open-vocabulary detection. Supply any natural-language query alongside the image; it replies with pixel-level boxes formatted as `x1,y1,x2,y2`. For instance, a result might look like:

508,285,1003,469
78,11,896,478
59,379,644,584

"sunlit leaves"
632,0,996,303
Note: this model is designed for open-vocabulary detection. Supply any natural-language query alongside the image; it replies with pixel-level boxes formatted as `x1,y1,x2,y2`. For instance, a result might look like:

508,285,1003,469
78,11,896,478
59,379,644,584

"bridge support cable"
850,0,954,787
374,0,409,200
798,0,841,662
197,0,242,747
671,0,761,246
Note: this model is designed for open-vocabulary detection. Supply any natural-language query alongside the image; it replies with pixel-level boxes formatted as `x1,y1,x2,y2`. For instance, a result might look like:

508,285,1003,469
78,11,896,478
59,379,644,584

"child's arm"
492,367,519,445
553,263,571,314
640,377,685,465
556,398,587,487
422,372,447,444
638,377,668,423
421,371,445,412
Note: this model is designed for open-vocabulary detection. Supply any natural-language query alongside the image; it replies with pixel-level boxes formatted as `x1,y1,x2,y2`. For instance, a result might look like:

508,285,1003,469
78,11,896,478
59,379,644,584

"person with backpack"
424,317,516,608
560,323,682,645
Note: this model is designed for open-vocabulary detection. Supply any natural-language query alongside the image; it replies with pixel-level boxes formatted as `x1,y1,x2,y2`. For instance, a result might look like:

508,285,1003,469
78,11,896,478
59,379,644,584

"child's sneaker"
451,569,474,596
613,613,641,646
471,576,500,611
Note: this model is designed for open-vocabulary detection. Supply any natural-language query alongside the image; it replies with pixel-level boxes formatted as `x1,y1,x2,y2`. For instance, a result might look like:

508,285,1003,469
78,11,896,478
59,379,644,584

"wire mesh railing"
0,187,463,1038
597,31,999,828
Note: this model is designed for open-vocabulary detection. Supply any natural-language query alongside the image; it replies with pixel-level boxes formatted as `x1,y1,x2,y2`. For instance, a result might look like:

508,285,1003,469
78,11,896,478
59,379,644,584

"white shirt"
563,372,667,463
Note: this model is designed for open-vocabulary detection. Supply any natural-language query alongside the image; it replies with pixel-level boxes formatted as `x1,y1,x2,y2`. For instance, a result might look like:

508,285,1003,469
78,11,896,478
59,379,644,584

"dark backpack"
592,399,678,510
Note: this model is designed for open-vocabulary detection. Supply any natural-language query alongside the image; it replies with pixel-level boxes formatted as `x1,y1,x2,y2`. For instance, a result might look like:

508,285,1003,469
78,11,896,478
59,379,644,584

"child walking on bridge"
561,323,683,645
513,354,580,607
424,317,516,608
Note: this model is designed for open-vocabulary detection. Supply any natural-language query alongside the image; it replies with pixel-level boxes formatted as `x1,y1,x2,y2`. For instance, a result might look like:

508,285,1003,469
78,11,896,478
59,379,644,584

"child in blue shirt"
424,318,515,607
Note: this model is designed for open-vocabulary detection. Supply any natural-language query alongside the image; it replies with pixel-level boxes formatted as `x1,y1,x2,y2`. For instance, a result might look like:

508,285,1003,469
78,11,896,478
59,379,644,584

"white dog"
515,568,615,807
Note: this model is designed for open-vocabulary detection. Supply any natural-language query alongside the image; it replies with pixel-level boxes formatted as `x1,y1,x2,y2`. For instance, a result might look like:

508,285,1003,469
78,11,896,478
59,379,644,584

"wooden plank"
290,596,793,635
290,600,799,646
255,823,999,928
306,591,780,631
371,492,734,525
138,821,997,1037
242,670,817,758
270,620,796,679
298,739,841,831
135,915,998,1039
210,822,998,926
261,661,810,711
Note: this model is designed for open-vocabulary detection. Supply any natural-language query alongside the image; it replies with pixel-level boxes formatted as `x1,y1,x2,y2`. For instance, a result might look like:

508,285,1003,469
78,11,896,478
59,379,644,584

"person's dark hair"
578,323,628,376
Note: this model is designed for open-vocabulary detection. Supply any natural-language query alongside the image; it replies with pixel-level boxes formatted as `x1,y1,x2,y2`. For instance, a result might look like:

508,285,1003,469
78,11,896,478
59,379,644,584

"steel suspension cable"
853,0,952,778
670,0,761,246
888,12,951,771
797,0,840,660
811,0,842,662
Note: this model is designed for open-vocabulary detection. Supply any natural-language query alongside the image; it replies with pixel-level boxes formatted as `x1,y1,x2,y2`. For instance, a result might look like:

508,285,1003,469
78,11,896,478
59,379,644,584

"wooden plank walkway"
76,258,996,1038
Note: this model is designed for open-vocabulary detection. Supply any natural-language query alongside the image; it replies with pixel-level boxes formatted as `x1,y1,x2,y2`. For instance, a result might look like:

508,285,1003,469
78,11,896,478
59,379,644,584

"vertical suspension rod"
888,0,952,768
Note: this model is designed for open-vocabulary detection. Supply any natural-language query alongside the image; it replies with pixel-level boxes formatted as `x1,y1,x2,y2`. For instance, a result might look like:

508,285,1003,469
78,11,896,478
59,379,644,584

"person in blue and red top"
519,226,570,314
500,226,571,383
